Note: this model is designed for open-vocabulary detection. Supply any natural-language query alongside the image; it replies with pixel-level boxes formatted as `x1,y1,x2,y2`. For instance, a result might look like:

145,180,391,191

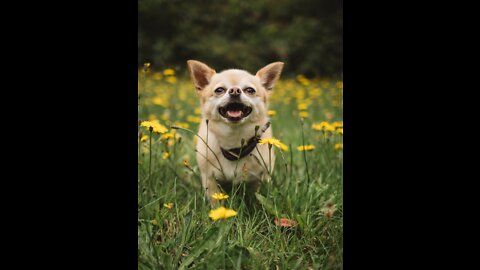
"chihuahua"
187,60,284,205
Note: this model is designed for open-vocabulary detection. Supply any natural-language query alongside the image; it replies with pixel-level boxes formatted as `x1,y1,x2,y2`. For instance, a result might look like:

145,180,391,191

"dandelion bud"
206,119,209,125
255,125,260,133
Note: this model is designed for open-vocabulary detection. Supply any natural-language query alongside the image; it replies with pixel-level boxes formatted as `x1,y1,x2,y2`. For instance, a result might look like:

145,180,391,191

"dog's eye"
214,87,225,94
244,87,256,94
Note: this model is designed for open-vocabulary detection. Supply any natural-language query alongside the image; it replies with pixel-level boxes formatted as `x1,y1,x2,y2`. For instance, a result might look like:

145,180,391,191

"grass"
138,67,343,269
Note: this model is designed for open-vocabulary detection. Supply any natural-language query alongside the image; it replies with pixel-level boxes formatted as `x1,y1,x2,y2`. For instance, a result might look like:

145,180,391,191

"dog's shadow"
216,181,263,212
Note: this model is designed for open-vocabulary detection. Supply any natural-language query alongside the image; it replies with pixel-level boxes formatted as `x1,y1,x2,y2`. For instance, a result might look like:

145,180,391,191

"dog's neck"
209,119,269,150
220,135,261,161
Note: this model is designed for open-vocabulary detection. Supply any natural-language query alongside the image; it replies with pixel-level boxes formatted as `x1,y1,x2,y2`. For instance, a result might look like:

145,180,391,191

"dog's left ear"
187,60,216,92
256,62,284,91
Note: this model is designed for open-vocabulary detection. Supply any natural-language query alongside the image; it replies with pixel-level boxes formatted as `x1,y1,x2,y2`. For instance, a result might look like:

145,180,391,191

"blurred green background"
138,0,342,77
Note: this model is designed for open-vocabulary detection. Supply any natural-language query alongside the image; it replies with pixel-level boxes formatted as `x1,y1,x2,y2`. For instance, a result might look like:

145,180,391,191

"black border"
7,1,139,267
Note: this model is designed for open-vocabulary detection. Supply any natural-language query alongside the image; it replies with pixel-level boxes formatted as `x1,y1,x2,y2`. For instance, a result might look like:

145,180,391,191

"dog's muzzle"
218,102,252,122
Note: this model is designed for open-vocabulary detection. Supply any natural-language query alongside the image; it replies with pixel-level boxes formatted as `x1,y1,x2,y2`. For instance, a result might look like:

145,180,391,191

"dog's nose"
228,87,242,97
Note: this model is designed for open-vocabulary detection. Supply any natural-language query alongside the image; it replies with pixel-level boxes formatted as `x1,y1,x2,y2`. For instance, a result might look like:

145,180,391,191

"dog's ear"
256,62,284,91
187,60,216,92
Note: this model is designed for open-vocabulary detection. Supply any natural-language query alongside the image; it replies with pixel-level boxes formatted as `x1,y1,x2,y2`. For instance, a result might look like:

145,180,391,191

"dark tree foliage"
139,0,342,77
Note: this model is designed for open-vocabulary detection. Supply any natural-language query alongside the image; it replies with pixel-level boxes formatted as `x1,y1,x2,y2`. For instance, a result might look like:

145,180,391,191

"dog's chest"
196,119,274,183
215,152,267,183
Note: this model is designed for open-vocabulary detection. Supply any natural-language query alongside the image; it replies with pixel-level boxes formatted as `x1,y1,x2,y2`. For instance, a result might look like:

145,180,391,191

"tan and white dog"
187,60,284,204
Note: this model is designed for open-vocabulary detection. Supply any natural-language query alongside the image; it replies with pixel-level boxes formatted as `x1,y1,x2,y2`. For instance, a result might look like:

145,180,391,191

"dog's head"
187,60,284,124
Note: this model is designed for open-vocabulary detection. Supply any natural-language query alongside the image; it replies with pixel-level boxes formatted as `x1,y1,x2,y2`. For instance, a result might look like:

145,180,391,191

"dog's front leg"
201,171,221,207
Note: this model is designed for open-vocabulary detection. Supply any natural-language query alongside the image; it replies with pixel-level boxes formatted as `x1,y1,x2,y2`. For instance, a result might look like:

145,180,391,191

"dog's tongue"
227,110,242,118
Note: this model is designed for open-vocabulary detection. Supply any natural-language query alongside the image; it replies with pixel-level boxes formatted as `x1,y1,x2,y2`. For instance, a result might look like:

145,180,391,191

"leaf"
228,244,251,269
295,213,306,229
179,212,193,246
255,193,278,216
228,244,250,258
273,218,297,227
178,227,221,270
246,246,259,257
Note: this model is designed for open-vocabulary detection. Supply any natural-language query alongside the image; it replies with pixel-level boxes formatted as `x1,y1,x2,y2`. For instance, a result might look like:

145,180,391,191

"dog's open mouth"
218,102,252,122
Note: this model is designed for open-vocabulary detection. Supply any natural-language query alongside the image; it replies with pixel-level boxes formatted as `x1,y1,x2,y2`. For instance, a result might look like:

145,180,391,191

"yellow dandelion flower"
295,89,305,100
297,145,315,151
150,219,158,225
141,143,149,154
259,138,289,151
268,110,277,117
161,113,169,121
164,203,173,209
140,121,155,129
335,143,343,151
299,111,309,118
144,63,151,69
332,121,343,128
153,124,167,134
208,206,238,220
296,74,306,81
296,75,310,86
162,152,170,159
300,80,310,86
140,120,168,134
297,102,308,110
187,115,201,123
161,133,175,140
152,96,165,106
167,139,176,147
212,193,229,200
309,87,322,98
163,68,175,76
173,122,190,129
312,122,335,132
336,128,343,135
148,114,157,121
153,72,162,80
166,76,177,84
140,135,148,142
194,108,202,115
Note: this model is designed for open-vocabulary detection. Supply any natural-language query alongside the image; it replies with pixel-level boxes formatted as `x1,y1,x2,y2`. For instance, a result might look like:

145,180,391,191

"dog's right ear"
187,60,216,92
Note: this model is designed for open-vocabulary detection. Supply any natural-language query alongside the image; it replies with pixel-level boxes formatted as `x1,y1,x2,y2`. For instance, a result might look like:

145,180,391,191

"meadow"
138,64,343,269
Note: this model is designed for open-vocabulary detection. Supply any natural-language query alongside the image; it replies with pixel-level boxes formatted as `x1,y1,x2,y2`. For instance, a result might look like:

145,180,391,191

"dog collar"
220,122,270,161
